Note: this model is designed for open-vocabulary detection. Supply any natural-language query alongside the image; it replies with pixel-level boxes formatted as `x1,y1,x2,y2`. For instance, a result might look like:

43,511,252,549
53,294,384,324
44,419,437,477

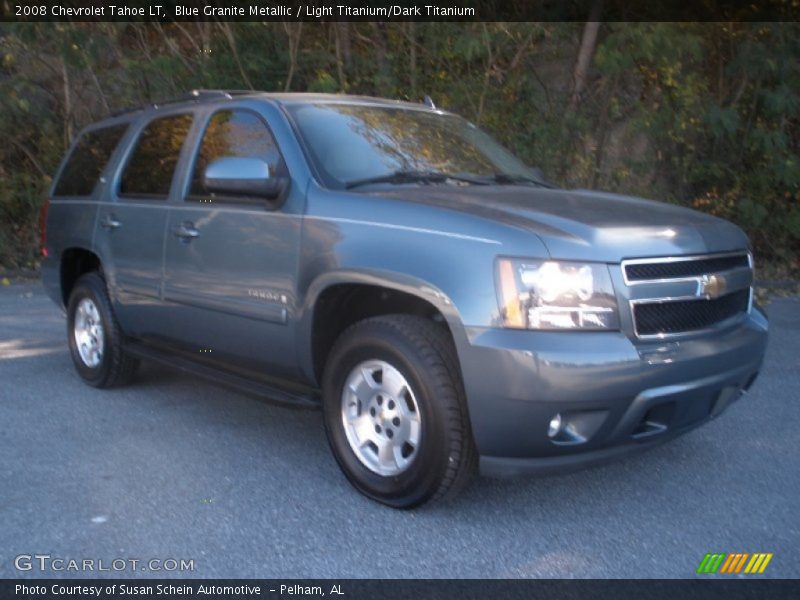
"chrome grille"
622,252,753,339
624,254,750,282
633,289,750,336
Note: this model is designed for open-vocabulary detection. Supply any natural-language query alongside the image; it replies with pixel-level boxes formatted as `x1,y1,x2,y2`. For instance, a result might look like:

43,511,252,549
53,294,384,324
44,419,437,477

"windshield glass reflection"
287,103,539,189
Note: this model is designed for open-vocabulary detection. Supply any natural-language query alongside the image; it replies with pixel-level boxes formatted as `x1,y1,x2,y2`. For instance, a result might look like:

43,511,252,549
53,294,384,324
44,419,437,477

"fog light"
547,413,562,438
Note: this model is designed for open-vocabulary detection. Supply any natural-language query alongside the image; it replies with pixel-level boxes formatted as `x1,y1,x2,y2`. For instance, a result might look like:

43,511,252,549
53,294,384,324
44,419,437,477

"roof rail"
108,89,254,118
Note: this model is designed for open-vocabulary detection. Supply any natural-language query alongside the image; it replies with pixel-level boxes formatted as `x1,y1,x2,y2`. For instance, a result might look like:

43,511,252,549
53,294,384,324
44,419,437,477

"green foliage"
596,23,800,262
0,22,798,271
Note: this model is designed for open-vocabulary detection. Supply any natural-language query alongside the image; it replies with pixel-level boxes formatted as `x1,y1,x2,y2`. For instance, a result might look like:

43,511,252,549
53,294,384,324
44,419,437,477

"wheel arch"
59,247,103,307
298,270,468,386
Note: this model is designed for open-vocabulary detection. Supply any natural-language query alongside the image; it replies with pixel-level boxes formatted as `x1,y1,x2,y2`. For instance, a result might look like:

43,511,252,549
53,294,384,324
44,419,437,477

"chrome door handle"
173,223,199,241
100,214,121,230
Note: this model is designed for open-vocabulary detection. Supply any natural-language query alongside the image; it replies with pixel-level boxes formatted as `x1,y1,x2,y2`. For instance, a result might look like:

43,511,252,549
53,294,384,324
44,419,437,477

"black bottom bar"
2,579,798,600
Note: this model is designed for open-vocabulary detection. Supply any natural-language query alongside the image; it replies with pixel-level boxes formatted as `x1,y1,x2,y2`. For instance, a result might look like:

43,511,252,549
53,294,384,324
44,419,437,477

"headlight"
496,258,620,330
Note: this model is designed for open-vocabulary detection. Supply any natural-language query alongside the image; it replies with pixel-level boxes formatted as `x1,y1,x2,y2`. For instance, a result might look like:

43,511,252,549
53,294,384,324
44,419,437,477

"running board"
125,340,319,410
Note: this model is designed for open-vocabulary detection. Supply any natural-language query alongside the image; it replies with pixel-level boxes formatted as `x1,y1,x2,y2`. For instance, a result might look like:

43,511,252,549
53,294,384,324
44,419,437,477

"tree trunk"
334,23,348,91
338,22,352,68
283,23,303,92
371,22,392,96
218,22,254,90
408,22,417,98
568,1,602,112
477,24,494,123
60,58,73,148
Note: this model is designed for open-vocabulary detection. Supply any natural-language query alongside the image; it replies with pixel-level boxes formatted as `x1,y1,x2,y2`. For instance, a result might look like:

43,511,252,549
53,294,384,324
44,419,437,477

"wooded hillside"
1,22,798,271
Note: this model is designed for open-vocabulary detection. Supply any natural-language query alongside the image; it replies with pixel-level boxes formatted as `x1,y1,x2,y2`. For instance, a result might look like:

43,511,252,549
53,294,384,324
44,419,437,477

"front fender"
296,268,470,385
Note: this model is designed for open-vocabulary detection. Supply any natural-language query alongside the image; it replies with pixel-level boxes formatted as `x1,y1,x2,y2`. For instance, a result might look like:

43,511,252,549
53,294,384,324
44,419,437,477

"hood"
370,186,749,262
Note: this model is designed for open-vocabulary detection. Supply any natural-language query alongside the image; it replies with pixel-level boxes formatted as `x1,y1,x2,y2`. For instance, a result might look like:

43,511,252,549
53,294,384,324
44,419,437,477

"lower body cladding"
458,308,769,477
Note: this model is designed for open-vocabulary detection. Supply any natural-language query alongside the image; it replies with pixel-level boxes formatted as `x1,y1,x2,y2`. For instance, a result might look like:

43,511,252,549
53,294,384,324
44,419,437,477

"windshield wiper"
490,173,554,188
345,170,488,189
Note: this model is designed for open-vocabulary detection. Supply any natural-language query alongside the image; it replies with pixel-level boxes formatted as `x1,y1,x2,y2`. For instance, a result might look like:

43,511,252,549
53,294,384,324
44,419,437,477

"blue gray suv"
41,90,769,507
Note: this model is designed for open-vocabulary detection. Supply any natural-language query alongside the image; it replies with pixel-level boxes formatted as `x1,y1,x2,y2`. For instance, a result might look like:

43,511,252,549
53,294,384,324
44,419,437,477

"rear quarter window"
120,114,194,199
53,124,129,197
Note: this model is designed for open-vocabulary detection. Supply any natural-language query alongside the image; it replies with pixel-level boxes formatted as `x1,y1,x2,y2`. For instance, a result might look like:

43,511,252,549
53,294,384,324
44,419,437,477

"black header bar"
2,0,798,22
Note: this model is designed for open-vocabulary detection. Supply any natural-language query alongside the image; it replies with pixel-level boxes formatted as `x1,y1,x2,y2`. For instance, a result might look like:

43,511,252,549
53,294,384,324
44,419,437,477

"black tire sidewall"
66,275,114,387
323,322,453,508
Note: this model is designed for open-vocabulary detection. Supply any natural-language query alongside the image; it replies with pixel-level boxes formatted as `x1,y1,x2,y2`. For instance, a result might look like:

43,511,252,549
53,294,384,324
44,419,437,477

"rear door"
95,112,195,337
44,122,130,305
161,107,303,380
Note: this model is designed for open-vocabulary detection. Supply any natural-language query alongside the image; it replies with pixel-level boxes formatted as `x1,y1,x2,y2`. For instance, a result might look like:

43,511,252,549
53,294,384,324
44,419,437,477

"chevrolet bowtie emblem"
698,274,727,299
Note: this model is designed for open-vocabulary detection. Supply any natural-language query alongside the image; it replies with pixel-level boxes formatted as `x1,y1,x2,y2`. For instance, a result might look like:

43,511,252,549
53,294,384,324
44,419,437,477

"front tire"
66,272,139,388
322,315,477,508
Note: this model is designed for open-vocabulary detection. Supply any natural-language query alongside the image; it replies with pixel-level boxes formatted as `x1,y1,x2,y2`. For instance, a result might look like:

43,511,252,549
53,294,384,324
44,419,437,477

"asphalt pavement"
1,280,798,578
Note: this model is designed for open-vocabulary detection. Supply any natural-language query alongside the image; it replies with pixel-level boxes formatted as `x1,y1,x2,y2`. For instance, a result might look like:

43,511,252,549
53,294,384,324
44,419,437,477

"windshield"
286,103,539,189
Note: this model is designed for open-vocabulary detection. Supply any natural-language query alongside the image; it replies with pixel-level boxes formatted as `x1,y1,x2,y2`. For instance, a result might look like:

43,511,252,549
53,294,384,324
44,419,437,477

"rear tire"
66,272,139,388
322,315,477,508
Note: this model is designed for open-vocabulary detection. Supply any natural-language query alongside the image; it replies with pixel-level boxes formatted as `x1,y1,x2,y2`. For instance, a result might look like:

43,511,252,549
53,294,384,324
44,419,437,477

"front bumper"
456,308,768,477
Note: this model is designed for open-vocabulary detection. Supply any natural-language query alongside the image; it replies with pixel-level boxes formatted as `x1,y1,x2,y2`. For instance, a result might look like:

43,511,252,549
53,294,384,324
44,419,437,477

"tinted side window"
53,124,128,197
189,110,284,199
120,114,193,198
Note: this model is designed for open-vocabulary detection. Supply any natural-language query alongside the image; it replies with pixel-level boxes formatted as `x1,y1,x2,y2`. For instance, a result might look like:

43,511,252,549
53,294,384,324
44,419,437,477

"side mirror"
203,157,287,201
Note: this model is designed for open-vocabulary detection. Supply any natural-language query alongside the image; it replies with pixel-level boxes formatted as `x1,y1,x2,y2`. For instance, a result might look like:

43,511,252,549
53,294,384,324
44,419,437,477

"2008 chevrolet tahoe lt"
41,90,769,507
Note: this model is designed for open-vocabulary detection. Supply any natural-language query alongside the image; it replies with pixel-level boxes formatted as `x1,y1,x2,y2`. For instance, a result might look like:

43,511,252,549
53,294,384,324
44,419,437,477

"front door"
162,108,302,381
